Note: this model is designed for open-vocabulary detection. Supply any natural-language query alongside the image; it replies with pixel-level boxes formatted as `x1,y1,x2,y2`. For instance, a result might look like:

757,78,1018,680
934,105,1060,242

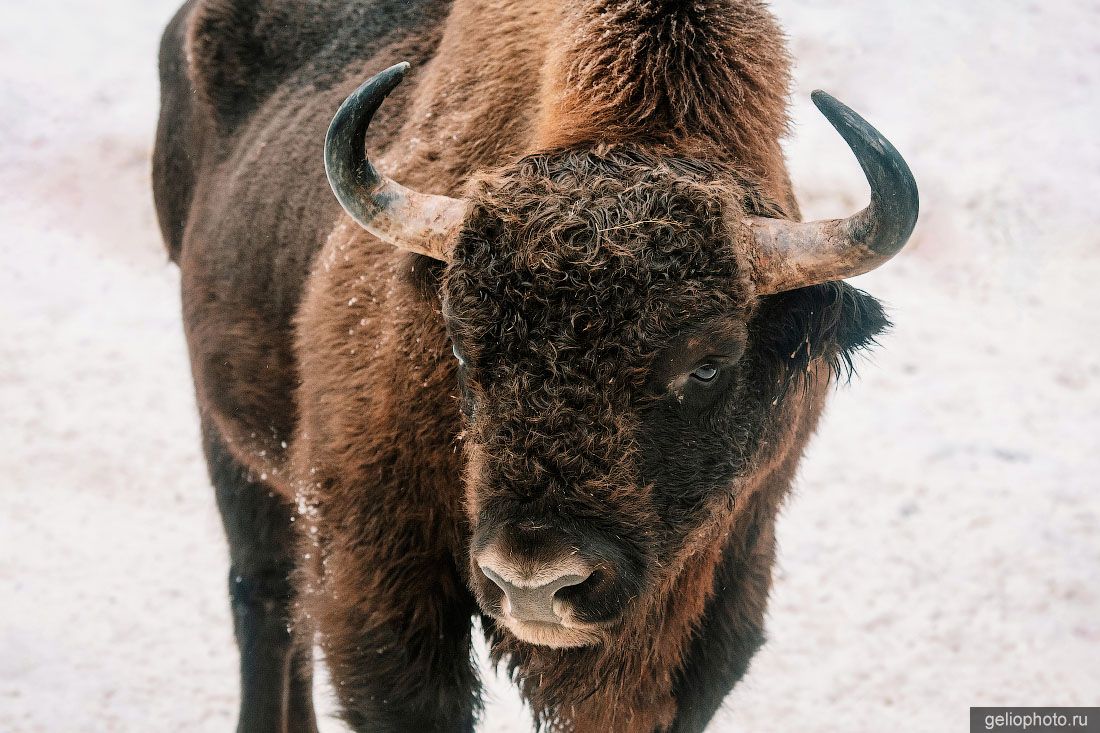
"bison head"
325,63,915,649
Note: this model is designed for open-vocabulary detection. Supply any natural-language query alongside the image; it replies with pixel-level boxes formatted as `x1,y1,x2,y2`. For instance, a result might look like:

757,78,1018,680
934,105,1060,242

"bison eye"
452,342,466,367
691,364,719,383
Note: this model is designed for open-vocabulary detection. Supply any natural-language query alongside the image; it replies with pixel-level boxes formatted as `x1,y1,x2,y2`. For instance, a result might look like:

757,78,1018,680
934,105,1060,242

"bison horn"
746,91,919,295
324,62,464,262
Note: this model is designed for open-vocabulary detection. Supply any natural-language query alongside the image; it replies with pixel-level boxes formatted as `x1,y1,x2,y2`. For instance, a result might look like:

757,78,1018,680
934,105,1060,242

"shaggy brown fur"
154,1,889,731
536,0,797,207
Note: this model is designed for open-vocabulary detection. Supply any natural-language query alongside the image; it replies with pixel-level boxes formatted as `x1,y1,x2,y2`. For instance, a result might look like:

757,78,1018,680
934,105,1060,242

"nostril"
547,570,589,597
551,568,592,598
480,565,509,594
548,571,589,613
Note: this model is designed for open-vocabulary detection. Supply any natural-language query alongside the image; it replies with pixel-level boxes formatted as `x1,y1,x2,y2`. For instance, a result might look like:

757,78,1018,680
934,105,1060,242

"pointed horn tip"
809,89,859,124
370,61,412,95
345,61,412,102
810,89,837,111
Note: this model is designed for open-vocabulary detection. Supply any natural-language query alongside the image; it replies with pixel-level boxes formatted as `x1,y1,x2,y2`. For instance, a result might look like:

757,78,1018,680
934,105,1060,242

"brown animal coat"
154,1,891,730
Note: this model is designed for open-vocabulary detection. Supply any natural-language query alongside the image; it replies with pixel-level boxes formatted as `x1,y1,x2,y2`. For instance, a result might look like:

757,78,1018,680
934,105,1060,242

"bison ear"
752,281,890,382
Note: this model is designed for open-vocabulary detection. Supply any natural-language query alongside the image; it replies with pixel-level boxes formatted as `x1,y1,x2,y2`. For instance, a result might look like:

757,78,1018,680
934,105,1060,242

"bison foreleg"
309,530,482,732
204,421,318,733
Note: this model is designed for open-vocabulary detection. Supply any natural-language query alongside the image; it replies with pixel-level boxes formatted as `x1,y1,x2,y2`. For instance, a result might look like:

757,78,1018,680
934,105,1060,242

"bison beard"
155,0,907,731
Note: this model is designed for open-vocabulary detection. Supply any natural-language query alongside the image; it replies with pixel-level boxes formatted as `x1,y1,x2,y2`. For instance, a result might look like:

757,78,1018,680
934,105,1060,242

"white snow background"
1,1,1098,731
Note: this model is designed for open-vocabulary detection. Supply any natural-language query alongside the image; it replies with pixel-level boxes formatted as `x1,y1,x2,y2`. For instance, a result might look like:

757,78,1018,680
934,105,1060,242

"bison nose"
479,561,592,624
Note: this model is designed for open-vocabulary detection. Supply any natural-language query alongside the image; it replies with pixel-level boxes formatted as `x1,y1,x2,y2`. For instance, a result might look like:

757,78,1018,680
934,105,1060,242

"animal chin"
500,615,602,649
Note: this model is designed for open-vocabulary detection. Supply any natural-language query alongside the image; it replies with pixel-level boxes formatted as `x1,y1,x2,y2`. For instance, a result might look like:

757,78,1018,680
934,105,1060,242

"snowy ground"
1,1,1097,731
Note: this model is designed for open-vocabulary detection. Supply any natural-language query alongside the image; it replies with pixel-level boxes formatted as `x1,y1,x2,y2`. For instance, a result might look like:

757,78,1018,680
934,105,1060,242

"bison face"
440,147,886,649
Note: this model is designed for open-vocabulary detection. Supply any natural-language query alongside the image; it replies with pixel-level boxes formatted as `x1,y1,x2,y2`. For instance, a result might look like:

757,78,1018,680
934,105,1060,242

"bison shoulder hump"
182,0,334,132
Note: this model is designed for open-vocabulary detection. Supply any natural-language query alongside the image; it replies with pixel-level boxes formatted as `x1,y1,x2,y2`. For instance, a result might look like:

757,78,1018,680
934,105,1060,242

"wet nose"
479,560,592,624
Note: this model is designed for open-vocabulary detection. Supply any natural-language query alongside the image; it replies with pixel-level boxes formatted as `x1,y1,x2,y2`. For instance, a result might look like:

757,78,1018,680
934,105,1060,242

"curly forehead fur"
445,145,785,358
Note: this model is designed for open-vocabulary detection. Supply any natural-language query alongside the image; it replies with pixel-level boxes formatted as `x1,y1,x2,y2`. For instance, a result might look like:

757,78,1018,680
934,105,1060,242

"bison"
153,0,917,731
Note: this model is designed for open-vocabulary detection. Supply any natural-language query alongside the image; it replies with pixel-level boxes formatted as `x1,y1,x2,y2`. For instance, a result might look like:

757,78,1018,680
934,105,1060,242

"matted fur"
537,2,791,175
155,0,890,731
